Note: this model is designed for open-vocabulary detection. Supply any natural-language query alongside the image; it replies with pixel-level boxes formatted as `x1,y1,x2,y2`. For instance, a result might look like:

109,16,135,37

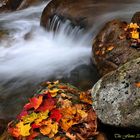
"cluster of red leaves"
8,81,98,140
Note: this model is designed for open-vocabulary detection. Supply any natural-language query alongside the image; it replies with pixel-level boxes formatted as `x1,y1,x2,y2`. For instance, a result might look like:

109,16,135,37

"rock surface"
0,0,43,11
40,0,134,32
92,20,140,76
131,11,140,25
92,57,140,128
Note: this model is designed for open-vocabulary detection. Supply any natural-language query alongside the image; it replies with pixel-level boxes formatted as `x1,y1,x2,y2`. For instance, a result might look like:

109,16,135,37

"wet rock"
41,0,130,32
17,0,43,10
92,20,140,76
60,63,100,90
0,0,44,12
92,57,140,128
131,11,140,25
0,119,10,135
40,0,96,31
0,0,23,11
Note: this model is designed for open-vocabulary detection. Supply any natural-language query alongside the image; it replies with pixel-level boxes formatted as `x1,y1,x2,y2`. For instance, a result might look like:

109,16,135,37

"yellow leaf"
16,122,31,137
129,23,139,29
22,112,38,124
77,109,88,119
49,88,59,97
51,122,58,134
131,31,139,39
48,122,58,138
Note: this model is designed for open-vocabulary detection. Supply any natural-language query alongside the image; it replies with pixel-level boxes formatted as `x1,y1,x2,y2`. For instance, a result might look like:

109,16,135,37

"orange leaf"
135,82,140,88
8,127,20,138
107,46,114,51
29,95,43,110
60,119,75,131
40,125,52,135
24,95,43,110
80,92,92,105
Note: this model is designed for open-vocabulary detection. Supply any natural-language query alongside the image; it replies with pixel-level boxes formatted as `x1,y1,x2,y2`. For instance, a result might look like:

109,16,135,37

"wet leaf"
16,122,31,137
50,109,62,122
135,82,140,87
8,127,20,138
37,96,56,112
24,95,43,110
80,92,92,105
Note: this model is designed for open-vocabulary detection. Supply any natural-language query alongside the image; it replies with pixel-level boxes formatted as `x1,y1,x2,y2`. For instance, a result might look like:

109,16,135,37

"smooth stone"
92,57,140,127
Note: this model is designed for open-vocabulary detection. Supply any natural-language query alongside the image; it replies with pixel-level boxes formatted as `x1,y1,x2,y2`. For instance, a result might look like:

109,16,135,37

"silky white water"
0,3,92,84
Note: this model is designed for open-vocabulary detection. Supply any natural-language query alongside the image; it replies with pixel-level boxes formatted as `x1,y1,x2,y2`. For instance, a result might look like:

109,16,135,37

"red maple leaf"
24,95,43,110
37,95,56,112
31,123,41,129
50,109,62,122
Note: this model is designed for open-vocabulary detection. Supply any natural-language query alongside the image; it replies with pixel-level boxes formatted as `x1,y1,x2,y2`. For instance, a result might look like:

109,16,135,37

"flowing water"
0,0,140,120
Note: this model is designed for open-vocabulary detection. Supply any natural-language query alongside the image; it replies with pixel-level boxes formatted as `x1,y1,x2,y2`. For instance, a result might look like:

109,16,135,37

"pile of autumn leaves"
8,81,98,140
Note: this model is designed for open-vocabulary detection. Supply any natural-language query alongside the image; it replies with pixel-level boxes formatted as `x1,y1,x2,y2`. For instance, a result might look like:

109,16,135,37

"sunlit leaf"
16,122,31,137
135,82,140,87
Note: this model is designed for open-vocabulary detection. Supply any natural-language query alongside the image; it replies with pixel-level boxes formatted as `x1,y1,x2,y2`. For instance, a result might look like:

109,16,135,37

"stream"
0,0,140,134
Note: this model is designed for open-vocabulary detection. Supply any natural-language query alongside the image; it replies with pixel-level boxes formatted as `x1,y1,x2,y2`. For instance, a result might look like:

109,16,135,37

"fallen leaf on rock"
107,46,114,51
16,122,31,137
8,127,20,138
22,112,38,124
135,82,140,87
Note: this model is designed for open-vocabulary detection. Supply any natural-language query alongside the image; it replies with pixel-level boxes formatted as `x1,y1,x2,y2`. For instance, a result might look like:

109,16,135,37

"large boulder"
40,0,96,31
92,20,140,76
40,0,133,32
92,57,140,128
131,11,140,25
